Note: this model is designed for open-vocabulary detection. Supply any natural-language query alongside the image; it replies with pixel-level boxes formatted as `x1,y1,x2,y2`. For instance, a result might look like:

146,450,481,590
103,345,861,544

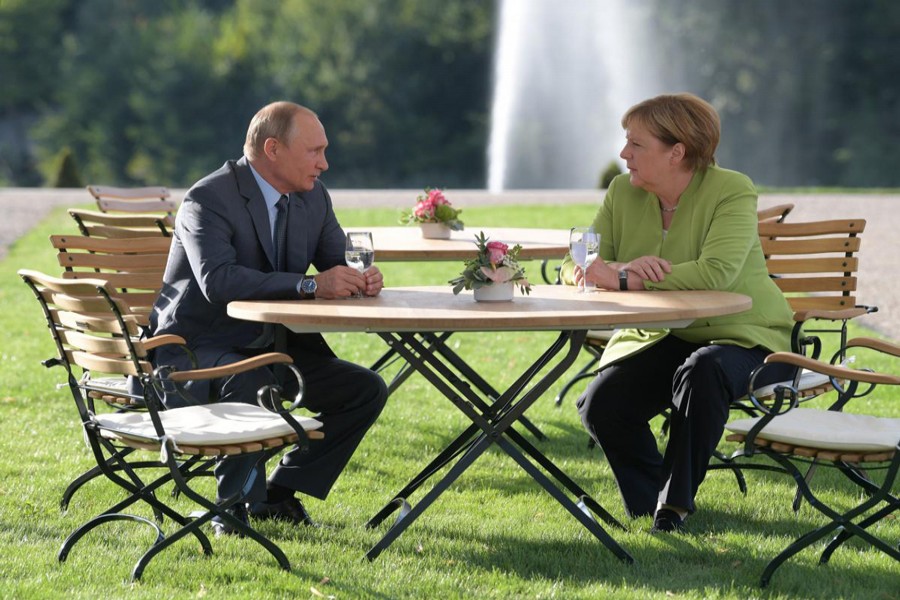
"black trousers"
154,335,388,505
576,336,793,517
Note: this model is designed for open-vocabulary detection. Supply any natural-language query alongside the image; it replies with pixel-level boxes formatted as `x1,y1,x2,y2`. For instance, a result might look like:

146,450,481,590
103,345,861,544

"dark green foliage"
50,147,83,188
598,161,622,190
1,0,900,188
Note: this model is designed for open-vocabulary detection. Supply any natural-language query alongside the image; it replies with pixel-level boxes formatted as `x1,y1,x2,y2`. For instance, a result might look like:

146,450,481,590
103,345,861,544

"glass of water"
569,227,600,293
345,231,375,298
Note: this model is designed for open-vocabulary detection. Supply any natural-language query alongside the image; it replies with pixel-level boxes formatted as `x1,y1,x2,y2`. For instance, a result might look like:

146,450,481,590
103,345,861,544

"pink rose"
414,199,435,220
485,240,508,266
427,189,448,205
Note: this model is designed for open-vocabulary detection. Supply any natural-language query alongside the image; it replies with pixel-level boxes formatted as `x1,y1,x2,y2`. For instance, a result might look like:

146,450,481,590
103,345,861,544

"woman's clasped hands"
622,255,672,283
575,254,672,290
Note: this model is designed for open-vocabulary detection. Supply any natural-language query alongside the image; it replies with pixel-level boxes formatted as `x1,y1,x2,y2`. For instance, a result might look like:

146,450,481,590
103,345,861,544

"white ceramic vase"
473,281,515,302
419,222,452,239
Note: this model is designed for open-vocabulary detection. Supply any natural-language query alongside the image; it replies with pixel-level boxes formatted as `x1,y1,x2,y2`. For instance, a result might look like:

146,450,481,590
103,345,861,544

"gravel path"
2,187,896,340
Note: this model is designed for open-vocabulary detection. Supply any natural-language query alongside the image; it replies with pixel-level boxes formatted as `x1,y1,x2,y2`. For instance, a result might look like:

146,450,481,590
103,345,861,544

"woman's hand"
624,255,672,283
577,258,617,289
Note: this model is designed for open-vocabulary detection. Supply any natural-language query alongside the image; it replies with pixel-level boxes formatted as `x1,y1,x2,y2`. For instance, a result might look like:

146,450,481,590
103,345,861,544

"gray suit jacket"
150,157,346,353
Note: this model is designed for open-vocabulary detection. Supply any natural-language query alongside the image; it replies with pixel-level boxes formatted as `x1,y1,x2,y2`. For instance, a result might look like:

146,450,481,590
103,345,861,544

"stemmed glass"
569,227,600,293
345,231,374,298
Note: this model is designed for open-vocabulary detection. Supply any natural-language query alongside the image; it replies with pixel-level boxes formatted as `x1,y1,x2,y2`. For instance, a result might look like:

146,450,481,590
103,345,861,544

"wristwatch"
299,277,317,300
618,269,628,291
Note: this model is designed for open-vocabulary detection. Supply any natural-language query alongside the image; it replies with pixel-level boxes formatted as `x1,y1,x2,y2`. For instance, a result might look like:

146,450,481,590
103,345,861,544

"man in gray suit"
150,101,388,534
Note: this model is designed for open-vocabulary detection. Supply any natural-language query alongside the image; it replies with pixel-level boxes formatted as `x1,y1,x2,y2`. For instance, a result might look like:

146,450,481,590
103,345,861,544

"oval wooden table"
229,285,751,564
342,226,569,263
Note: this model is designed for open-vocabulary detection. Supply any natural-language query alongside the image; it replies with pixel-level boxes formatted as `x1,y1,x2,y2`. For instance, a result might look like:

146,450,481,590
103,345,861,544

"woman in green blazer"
564,93,795,532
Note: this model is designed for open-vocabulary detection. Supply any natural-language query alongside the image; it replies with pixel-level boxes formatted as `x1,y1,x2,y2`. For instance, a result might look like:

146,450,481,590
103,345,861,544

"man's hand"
363,265,384,297
313,266,368,299
312,265,385,298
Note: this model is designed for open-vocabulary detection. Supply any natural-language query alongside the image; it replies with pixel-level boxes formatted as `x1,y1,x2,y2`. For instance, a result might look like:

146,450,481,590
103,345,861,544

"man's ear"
263,137,279,161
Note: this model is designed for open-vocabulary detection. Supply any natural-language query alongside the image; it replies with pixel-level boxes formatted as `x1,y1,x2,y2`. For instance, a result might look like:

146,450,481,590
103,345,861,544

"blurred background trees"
1,0,898,189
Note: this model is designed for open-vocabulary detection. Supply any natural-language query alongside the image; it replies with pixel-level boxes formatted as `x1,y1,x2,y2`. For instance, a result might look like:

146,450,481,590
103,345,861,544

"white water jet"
488,0,664,191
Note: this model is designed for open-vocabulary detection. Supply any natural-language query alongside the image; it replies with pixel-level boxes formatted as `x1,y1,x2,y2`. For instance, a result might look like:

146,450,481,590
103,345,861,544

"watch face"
301,278,317,294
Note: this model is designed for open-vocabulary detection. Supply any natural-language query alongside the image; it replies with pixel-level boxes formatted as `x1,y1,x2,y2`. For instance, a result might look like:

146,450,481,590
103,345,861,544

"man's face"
270,113,329,193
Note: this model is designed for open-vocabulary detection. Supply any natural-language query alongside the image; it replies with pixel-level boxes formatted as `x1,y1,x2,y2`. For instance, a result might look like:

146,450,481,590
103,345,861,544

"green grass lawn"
0,204,897,599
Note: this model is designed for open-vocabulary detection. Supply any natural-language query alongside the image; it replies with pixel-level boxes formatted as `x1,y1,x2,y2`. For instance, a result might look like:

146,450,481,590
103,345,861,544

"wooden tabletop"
228,285,751,333
342,227,569,261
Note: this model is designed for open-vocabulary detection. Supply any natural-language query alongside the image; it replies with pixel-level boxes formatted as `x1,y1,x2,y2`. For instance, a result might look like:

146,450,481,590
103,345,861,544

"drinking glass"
569,227,599,293
582,231,600,292
345,231,374,298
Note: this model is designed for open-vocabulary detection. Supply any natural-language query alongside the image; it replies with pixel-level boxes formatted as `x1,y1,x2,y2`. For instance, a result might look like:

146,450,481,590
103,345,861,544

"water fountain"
487,0,664,191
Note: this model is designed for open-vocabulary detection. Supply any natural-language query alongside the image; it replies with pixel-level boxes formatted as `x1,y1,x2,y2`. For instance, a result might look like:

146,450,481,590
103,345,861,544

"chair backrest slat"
51,234,171,253
765,256,858,275
773,276,857,294
67,211,172,238
58,253,168,271
761,237,862,255
70,350,148,376
87,185,177,216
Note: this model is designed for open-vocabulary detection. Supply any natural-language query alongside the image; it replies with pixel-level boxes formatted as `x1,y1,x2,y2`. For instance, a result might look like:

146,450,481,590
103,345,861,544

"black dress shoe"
651,508,686,533
248,496,317,527
210,502,249,537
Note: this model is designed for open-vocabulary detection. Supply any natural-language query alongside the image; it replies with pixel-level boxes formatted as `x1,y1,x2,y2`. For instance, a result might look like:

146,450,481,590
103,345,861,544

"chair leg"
757,450,900,587
58,513,165,563
710,449,748,495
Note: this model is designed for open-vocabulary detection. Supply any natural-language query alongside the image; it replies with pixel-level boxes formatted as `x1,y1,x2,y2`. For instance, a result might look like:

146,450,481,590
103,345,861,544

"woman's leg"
577,336,700,517
658,344,793,513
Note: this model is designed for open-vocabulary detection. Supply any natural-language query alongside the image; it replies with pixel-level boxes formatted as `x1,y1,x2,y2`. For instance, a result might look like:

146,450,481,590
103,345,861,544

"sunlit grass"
0,204,896,599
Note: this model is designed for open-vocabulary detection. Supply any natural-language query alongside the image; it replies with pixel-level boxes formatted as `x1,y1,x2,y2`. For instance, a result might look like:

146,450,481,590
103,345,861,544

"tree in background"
2,0,899,188
19,0,493,188
50,147,83,188
0,0,70,186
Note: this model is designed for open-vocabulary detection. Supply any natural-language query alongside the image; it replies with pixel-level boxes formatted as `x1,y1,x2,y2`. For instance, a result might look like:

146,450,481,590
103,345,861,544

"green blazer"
562,166,794,369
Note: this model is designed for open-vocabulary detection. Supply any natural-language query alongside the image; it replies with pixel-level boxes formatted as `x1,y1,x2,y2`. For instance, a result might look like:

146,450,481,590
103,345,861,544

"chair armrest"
166,352,293,382
764,351,900,387
844,336,900,358
143,334,187,351
792,307,871,322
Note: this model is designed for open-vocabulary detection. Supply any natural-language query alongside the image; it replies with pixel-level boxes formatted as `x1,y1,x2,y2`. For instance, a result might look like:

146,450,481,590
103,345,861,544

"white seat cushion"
95,402,323,447
750,369,831,398
726,408,900,452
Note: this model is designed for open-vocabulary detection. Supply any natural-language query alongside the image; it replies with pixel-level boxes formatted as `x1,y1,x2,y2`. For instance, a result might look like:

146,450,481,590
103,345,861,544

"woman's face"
619,121,677,193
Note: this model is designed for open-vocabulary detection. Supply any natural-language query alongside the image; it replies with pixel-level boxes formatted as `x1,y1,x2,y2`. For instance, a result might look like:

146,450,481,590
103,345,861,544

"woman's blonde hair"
243,101,317,160
622,93,720,171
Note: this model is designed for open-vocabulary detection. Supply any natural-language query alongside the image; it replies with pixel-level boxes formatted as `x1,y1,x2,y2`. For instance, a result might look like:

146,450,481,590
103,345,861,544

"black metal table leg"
365,329,632,564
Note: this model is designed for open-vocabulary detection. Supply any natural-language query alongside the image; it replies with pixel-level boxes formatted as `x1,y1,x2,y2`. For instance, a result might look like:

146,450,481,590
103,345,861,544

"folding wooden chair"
712,217,879,497
49,233,170,418
724,337,900,587
19,269,323,581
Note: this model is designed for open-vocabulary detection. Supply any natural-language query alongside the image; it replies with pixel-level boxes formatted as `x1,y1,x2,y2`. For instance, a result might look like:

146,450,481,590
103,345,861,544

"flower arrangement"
449,231,532,295
399,187,464,230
